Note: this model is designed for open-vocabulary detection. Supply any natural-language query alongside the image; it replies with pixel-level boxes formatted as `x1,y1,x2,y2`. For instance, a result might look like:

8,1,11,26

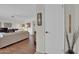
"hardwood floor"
0,35,36,54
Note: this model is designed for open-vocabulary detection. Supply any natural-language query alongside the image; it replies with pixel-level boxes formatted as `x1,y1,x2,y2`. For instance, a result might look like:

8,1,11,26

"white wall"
45,5,64,53
0,18,35,35
28,21,35,35
0,4,36,34
35,4,64,54
73,5,79,53
35,5,45,53
0,19,18,28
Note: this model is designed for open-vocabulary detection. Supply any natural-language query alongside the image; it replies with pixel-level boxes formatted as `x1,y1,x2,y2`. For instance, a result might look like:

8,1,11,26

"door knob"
45,31,49,34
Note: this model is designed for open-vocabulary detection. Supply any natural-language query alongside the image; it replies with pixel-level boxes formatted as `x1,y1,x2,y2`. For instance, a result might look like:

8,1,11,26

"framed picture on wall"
4,23,12,28
69,14,71,33
37,12,42,26
0,22,1,28
27,23,30,28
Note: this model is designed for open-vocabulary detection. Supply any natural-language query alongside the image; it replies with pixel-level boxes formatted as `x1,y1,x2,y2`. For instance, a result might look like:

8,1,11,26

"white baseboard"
34,51,47,54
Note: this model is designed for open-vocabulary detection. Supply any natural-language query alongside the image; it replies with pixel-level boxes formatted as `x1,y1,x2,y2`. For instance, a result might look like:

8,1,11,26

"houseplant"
65,28,79,54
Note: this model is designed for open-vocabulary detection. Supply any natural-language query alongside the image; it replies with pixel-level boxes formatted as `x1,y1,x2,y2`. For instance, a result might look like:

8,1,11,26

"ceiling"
0,4,36,22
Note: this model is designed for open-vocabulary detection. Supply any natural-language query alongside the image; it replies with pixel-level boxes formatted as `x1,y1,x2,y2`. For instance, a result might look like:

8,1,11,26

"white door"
45,5,64,54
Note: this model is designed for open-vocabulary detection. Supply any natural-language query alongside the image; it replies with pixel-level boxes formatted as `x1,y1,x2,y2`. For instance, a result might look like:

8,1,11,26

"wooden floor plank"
0,35,36,54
